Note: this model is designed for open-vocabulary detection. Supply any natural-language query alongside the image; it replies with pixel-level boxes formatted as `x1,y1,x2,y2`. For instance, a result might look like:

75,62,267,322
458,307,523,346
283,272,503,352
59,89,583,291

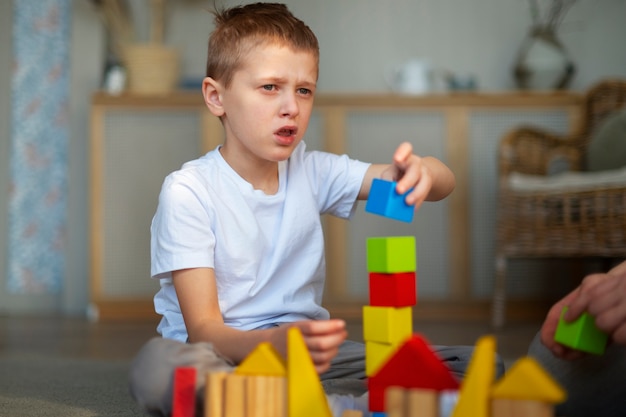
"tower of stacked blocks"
364,178,417,378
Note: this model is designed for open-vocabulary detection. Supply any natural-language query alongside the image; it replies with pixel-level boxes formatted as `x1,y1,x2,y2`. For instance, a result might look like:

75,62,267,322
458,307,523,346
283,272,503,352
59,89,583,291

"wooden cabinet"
89,91,582,320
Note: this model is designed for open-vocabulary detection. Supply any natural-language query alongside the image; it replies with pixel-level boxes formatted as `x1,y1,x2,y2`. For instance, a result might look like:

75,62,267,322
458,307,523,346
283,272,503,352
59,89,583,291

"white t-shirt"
151,142,370,342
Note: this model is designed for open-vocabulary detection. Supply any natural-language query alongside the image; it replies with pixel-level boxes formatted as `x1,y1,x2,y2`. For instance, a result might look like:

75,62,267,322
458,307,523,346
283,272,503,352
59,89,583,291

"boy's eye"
297,88,312,95
262,84,275,91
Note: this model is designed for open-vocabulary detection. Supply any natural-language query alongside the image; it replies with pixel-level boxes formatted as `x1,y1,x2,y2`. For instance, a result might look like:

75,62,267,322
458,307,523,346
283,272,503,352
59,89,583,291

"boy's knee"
129,337,234,416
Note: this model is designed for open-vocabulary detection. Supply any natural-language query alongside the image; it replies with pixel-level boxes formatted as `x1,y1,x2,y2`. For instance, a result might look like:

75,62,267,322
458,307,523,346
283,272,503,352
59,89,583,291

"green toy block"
366,236,416,273
554,306,608,355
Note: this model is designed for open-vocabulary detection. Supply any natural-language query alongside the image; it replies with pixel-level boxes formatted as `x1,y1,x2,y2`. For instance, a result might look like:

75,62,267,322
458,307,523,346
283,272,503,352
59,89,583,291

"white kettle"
386,59,432,95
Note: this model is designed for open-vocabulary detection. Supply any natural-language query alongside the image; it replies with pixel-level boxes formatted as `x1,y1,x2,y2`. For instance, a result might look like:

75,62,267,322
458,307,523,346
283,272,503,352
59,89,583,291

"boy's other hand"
270,319,347,374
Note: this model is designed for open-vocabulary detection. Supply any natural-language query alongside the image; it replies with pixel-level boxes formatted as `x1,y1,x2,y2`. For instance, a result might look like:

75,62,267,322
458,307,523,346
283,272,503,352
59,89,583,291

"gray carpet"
0,354,144,417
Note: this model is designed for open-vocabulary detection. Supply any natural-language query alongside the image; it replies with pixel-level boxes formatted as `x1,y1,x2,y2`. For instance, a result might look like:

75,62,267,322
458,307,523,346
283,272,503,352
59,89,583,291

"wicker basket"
123,44,179,95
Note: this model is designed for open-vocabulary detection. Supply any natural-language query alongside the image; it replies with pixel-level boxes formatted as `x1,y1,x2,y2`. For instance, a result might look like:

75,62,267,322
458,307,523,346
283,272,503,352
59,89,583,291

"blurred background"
1,0,625,321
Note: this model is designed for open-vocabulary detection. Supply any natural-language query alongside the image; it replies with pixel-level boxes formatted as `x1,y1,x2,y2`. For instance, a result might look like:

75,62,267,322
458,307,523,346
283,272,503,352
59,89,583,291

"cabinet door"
91,109,205,319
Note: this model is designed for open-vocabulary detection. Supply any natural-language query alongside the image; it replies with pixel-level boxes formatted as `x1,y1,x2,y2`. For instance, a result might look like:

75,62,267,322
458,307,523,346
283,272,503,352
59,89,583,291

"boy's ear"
202,77,225,117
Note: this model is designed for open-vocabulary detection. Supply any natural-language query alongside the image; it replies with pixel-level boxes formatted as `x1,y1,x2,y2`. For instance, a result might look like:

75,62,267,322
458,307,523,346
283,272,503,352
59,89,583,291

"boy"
130,3,486,416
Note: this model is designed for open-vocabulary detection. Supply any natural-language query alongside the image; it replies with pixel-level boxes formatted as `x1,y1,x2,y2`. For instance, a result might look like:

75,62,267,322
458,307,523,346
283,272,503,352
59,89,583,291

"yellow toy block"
491,398,554,417
450,335,496,417
363,306,412,344
365,340,399,376
491,357,566,404
235,341,287,377
287,327,333,417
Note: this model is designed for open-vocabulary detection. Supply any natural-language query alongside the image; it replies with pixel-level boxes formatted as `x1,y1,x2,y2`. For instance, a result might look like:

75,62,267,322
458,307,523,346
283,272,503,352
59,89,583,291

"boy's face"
215,43,318,165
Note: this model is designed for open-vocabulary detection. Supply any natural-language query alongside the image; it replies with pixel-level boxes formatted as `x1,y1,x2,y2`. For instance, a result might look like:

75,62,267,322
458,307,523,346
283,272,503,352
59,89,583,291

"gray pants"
528,332,626,417
129,337,497,417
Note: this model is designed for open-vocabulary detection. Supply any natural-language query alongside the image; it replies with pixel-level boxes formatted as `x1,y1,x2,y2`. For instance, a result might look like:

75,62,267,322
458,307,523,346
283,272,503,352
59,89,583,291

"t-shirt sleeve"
150,173,215,279
304,151,370,219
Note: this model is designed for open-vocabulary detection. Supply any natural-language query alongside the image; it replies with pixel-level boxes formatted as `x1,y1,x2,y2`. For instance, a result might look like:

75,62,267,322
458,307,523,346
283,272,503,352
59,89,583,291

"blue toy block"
372,413,387,417
365,178,414,223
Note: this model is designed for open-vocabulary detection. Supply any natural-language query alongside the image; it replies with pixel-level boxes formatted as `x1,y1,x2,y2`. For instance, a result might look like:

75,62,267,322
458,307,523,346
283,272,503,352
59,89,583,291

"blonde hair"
206,3,319,87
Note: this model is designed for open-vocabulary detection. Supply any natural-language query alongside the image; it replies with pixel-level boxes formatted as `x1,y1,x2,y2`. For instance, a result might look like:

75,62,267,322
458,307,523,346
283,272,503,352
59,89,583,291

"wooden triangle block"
491,357,566,403
287,327,333,417
368,334,459,411
235,341,287,377
450,335,496,417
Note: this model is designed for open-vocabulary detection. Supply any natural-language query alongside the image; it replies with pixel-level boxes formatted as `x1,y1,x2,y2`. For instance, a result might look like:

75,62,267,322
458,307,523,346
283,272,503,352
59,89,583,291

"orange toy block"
204,371,227,417
491,356,566,403
172,367,197,417
287,327,333,417
491,398,554,417
363,306,412,344
368,334,459,412
450,335,496,417
369,272,417,307
235,341,287,377
341,411,363,417
365,340,399,376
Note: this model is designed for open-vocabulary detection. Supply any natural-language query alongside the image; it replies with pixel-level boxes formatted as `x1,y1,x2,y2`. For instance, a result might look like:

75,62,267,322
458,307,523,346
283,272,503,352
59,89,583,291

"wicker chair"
492,80,626,328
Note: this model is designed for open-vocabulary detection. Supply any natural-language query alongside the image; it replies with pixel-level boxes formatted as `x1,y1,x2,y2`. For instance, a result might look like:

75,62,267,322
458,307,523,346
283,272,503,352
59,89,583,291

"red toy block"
368,334,459,412
172,367,197,417
369,272,417,307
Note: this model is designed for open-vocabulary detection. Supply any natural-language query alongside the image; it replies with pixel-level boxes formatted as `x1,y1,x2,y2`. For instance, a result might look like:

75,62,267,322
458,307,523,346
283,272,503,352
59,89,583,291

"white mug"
386,59,432,95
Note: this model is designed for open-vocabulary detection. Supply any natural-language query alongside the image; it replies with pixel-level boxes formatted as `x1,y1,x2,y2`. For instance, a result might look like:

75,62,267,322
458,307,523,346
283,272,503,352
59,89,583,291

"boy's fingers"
393,142,413,165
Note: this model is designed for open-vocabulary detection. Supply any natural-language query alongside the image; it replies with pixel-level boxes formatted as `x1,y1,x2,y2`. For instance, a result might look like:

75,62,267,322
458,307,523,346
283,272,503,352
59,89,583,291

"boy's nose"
280,92,299,117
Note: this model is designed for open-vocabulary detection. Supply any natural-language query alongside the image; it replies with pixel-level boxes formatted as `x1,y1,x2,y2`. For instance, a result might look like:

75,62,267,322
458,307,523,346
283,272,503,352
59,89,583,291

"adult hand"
565,261,626,346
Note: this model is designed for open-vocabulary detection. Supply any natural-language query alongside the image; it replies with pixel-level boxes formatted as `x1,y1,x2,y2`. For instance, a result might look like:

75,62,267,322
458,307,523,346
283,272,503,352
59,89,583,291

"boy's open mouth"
276,127,297,137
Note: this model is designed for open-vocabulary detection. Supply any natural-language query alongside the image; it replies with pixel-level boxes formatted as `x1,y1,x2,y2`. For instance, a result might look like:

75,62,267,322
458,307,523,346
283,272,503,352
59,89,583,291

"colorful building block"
172,367,196,417
366,236,416,273
235,341,286,377
450,335,496,417
365,178,415,222
491,398,554,417
369,272,417,307
365,340,399,376
204,371,227,417
341,411,363,417
369,334,459,412
406,388,438,417
491,357,566,403
225,373,246,417
363,306,413,344
287,327,333,417
554,306,608,355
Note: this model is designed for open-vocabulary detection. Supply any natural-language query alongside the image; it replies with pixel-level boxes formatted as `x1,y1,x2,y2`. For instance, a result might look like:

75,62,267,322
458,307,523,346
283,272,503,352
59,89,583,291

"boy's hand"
270,319,347,374
380,142,433,211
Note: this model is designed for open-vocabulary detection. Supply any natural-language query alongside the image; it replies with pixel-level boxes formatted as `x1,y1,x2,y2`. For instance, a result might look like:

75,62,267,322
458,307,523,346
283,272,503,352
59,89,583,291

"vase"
513,27,575,90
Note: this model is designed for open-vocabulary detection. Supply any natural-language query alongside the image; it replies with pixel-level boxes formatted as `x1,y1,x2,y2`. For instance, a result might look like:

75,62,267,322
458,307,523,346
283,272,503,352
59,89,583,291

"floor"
0,315,543,366
0,315,545,416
